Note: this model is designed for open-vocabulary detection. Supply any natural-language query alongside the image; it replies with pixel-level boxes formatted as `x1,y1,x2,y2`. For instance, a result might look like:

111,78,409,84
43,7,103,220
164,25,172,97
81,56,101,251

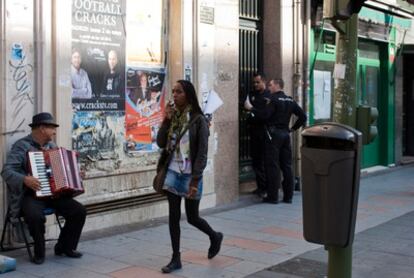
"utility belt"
265,125,289,141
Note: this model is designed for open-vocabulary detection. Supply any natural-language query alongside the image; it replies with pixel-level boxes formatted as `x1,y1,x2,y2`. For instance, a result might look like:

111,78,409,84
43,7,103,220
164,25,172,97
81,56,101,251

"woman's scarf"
167,105,192,153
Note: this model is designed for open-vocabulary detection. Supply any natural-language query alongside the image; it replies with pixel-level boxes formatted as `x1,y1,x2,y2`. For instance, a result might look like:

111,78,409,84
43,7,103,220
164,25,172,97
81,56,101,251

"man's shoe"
262,197,279,204
32,256,45,265
282,199,292,204
162,253,182,273
55,244,83,258
252,189,267,199
208,232,223,259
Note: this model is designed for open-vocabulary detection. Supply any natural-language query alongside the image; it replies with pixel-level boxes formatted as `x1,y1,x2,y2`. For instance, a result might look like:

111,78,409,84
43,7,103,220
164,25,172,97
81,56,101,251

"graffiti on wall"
6,43,34,137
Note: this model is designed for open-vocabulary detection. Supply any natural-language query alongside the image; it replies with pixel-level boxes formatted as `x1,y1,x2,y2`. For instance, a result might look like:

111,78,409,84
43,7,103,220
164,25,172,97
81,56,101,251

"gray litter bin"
301,123,362,247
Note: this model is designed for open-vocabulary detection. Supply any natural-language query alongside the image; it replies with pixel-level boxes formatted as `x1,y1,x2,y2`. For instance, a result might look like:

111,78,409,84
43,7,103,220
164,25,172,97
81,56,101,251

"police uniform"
253,90,306,203
246,89,271,195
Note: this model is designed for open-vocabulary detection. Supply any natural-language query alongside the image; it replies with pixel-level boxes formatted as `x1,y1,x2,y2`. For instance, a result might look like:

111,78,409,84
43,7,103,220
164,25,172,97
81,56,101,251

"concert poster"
72,111,124,160
125,67,166,152
71,0,126,112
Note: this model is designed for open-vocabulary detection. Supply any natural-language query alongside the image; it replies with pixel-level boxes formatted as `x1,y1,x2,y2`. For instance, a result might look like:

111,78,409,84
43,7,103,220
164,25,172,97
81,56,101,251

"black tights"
167,192,216,255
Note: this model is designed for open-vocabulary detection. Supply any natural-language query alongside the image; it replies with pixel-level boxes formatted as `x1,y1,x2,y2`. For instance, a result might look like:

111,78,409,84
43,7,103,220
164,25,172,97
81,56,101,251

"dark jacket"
156,112,209,179
253,90,307,132
1,135,56,219
247,89,271,127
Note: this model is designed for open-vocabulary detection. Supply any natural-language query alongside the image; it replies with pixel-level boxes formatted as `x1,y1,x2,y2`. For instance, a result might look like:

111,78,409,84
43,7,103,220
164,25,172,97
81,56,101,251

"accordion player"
27,147,84,198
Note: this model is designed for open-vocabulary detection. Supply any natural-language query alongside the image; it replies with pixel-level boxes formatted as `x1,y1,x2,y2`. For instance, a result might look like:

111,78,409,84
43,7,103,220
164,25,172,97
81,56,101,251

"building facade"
309,0,414,168
0,0,239,237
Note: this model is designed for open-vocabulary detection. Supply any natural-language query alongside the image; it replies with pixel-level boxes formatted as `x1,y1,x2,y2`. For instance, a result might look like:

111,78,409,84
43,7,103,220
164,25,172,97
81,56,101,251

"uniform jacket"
253,90,306,132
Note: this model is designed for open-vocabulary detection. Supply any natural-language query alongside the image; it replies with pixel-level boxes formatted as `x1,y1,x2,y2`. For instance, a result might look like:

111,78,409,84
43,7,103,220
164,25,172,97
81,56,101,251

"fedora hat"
28,112,59,127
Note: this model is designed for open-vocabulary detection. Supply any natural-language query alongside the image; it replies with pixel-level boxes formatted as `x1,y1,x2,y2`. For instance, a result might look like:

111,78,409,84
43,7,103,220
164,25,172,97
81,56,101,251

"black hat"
29,112,59,127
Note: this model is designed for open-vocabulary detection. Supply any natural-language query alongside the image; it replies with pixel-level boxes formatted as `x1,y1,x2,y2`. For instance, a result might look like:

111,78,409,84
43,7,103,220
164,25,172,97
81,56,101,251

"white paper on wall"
314,70,332,120
203,90,223,115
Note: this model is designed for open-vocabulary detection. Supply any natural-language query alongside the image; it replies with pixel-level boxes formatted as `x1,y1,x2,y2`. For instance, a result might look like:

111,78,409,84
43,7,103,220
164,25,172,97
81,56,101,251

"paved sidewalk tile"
181,250,240,267
110,266,184,278
224,236,284,252
260,227,303,240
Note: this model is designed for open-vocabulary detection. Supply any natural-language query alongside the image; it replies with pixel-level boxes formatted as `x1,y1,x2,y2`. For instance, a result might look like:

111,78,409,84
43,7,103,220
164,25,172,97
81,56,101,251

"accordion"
27,147,84,198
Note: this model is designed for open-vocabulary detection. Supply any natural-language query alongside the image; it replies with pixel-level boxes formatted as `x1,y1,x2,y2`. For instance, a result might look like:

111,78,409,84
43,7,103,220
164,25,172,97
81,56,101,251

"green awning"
359,7,412,29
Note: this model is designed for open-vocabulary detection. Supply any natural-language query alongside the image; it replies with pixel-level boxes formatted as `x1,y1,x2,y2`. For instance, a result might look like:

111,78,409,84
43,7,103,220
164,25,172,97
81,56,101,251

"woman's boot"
208,232,223,259
161,252,182,273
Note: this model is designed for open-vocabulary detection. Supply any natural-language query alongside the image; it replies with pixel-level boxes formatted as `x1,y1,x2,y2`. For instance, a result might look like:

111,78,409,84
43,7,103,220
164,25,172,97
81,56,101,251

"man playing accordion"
1,112,86,264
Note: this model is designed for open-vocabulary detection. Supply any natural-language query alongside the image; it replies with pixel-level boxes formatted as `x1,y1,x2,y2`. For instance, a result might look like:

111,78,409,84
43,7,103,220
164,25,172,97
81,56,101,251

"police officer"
250,78,306,204
244,73,271,197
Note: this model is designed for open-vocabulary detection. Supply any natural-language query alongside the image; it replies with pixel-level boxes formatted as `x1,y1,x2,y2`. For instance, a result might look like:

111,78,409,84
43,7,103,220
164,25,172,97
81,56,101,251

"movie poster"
125,68,166,152
71,0,126,111
72,111,124,160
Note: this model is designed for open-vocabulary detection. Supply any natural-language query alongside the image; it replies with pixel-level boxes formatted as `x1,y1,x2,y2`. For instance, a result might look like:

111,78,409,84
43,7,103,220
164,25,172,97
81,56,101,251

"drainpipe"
34,0,43,112
292,0,303,190
0,0,6,225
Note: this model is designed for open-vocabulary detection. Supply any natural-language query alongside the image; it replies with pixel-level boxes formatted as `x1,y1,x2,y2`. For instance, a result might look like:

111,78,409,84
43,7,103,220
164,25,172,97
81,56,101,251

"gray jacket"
156,112,209,179
1,134,56,219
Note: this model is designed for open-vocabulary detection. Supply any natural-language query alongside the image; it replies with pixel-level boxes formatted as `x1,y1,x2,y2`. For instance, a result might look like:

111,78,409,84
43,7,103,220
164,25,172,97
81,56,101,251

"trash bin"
301,122,362,247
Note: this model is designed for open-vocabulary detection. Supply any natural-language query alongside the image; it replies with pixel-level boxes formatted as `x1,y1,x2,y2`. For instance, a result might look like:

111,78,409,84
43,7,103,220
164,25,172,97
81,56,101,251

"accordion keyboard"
28,152,52,197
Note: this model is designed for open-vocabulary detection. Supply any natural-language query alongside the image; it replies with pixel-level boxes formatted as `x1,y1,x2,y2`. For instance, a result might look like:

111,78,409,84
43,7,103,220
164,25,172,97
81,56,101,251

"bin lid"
302,122,360,142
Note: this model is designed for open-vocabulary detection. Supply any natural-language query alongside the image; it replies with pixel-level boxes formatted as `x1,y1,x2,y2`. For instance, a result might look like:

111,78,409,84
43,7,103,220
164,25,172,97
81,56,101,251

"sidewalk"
248,211,414,278
1,164,414,278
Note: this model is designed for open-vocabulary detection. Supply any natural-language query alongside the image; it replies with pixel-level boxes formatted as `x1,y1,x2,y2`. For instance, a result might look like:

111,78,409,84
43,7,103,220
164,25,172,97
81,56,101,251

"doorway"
403,54,414,157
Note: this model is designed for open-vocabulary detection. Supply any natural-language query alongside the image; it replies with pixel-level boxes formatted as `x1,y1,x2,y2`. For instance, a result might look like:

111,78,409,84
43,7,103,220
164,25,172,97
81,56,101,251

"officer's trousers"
250,126,267,193
264,129,293,201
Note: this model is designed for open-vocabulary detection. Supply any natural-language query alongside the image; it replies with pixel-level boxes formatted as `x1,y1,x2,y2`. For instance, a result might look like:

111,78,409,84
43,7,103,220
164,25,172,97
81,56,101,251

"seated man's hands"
24,176,41,191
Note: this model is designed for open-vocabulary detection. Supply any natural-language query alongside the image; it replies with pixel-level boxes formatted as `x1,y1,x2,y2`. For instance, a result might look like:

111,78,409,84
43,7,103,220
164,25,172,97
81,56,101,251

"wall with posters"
1,0,240,234
70,0,167,167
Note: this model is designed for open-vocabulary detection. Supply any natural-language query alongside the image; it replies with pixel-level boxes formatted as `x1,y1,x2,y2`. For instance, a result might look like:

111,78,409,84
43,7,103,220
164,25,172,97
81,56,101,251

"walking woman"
157,80,223,273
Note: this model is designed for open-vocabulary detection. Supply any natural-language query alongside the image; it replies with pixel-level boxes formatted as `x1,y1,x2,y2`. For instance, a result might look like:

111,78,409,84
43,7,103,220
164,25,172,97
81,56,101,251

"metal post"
328,245,352,278
332,14,358,128
329,13,358,278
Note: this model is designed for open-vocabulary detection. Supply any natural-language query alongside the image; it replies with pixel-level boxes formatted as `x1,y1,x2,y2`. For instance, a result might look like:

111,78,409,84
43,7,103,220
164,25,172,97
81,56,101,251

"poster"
313,70,332,120
125,68,166,152
126,0,164,66
72,111,124,160
70,0,167,161
71,0,126,111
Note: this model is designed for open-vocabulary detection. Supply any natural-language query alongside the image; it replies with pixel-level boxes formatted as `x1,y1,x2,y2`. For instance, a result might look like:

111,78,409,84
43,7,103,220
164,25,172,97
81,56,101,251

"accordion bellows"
28,147,84,198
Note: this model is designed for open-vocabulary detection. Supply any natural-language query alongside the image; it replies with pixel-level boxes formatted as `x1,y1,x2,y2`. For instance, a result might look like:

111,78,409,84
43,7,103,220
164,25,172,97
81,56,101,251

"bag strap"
175,114,202,144
163,114,202,165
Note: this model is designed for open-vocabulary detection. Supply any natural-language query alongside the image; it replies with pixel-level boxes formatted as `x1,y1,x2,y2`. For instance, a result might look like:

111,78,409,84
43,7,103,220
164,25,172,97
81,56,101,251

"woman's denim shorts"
163,170,203,200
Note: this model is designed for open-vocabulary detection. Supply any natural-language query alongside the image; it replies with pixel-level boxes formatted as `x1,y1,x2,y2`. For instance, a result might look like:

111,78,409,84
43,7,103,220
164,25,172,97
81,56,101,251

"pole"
327,245,352,278
332,14,358,128
328,13,358,278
